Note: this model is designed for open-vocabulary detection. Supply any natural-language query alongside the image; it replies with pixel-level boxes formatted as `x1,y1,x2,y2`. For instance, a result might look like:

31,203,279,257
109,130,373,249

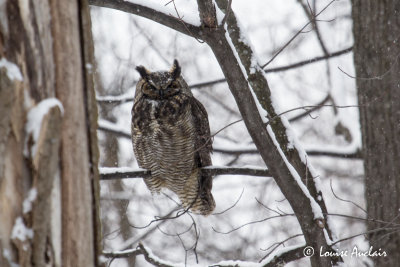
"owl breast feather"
132,94,197,192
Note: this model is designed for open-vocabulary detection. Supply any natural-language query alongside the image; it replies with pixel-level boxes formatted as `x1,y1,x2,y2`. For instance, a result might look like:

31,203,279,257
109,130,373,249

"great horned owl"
131,60,215,215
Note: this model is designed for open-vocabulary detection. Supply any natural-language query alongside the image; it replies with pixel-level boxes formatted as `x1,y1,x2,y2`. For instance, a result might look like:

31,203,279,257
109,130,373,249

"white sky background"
91,0,368,266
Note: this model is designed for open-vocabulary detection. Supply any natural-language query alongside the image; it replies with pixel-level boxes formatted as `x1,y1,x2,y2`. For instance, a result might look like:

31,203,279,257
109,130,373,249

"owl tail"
181,171,215,216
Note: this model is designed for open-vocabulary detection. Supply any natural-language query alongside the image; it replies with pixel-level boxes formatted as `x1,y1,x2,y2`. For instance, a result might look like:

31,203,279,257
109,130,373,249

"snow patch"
23,188,37,214
0,58,23,81
323,228,333,246
212,259,260,267
212,0,225,25
11,217,34,242
3,249,20,267
24,98,64,158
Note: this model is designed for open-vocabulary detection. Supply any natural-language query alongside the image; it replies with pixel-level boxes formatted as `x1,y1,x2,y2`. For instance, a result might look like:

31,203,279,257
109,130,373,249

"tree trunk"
0,0,101,266
352,1,400,266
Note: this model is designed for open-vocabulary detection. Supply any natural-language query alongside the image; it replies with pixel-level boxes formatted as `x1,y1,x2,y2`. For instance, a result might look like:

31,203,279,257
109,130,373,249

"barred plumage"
131,60,215,215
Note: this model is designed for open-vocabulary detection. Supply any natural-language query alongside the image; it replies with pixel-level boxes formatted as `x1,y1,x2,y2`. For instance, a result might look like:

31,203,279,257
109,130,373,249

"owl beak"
159,89,165,98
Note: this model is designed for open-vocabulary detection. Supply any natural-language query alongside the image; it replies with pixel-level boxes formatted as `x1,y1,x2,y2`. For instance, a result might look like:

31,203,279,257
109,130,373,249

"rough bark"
352,1,400,266
0,0,100,266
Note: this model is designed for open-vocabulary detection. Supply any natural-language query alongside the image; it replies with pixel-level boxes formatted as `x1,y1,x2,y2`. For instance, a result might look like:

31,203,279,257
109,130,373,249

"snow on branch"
103,242,307,267
103,243,175,267
100,166,271,180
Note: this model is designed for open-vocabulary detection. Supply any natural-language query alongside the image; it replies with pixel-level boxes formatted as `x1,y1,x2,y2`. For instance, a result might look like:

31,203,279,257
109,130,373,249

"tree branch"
103,243,175,267
96,123,363,159
99,166,271,180
297,0,329,56
89,0,202,39
261,0,338,68
105,242,307,267
262,245,307,267
95,48,352,105
307,149,362,159
210,244,307,267
264,46,353,73
207,1,340,265
103,247,142,259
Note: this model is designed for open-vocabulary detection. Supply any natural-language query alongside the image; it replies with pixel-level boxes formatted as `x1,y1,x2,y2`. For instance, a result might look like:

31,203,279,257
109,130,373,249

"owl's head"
135,60,185,100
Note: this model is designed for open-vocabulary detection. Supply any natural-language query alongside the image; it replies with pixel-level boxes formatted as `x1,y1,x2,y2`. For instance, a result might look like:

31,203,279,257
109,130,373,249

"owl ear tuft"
136,66,149,80
170,59,181,80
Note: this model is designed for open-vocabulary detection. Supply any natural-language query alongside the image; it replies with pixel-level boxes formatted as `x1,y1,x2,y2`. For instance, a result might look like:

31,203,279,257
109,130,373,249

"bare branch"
213,188,244,215
220,0,232,26
97,122,363,159
189,78,226,89
288,94,332,122
297,0,329,56
98,125,131,139
330,179,367,213
261,0,338,68
306,149,362,159
212,213,295,235
264,46,353,73
95,47,353,105
89,0,202,39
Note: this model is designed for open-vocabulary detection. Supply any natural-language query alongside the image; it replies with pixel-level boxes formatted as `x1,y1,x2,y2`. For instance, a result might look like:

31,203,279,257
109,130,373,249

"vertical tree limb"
78,0,103,264
50,0,96,265
197,1,339,266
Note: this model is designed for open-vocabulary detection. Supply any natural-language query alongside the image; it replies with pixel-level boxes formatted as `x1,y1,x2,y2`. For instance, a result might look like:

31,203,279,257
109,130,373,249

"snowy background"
91,0,369,266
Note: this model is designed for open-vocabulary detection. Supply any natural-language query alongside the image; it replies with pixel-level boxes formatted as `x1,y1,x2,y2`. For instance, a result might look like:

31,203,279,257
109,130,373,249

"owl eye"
143,83,156,91
169,82,179,89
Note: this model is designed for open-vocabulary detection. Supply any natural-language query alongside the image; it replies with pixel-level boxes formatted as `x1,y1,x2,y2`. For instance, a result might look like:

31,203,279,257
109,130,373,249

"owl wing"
190,97,213,167
190,96,214,207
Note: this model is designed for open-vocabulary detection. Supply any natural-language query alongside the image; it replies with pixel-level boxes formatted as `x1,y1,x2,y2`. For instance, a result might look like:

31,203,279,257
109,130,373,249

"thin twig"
338,52,400,80
262,0,338,68
264,46,352,73
212,188,245,215
258,234,303,262
330,179,366,213
212,213,294,235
